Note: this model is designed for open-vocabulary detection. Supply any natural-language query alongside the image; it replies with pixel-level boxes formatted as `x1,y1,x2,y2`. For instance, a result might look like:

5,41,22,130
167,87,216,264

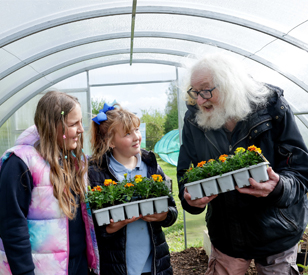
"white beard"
195,104,229,131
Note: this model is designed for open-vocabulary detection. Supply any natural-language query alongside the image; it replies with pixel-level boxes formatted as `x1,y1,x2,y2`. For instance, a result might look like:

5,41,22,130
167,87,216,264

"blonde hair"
90,104,140,165
34,91,87,220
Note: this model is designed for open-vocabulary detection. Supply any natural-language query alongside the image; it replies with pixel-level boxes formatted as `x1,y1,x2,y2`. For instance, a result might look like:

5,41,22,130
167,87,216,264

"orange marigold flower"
248,145,262,154
207,159,215,162
104,179,113,186
94,186,102,191
125,183,134,188
197,161,206,167
219,156,227,162
151,174,163,182
112,181,117,185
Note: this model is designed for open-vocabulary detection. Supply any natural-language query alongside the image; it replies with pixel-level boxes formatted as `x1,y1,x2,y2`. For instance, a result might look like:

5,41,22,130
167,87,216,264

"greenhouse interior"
1,0,308,264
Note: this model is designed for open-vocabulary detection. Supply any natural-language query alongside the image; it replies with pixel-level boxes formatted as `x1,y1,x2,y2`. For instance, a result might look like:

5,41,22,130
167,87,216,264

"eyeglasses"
187,87,216,100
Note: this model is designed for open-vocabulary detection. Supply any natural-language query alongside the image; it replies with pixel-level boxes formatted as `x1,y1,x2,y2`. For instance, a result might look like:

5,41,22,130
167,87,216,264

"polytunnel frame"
1,4,308,126
2,34,308,127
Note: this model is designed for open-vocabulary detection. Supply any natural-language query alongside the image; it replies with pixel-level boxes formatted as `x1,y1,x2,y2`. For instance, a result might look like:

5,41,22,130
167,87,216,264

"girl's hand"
141,211,168,222
235,167,279,197
106,214,142,234
184,187,217,208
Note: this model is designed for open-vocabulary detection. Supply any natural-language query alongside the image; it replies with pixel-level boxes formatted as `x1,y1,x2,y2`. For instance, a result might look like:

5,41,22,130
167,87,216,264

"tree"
164,82,178,133
91,98,106,115
140,109,166,151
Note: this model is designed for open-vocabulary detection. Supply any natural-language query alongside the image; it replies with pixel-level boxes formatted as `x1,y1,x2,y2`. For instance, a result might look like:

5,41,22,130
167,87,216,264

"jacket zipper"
229,118,272,153
204,132,222,155
187,118,223,156
189,116,272,154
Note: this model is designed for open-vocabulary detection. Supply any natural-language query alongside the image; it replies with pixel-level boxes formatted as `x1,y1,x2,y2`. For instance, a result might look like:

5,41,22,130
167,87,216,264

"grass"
157,157,205,252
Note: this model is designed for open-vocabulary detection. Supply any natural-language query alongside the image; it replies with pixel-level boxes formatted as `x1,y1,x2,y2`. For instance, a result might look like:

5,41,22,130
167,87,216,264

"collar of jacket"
92,149,157,171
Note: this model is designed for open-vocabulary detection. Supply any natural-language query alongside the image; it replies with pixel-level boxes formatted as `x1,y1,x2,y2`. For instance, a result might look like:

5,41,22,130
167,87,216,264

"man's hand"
235,167,279,197
184,188,217,208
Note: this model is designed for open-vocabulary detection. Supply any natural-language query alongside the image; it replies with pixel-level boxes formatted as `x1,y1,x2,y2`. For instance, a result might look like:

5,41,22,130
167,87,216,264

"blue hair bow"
92,103,115,125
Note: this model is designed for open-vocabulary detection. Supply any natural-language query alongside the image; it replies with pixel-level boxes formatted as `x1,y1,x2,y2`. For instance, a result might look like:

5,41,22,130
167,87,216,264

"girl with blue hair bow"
88,103,178,275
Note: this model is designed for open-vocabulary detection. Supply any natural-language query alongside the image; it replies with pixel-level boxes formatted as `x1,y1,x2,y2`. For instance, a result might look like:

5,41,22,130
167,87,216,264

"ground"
170,247,258,275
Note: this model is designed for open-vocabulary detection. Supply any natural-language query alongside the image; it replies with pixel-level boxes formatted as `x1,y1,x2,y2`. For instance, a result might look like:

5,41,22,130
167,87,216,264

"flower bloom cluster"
182,145,266,183
91,186,102,192
197,161,206,167
247,145,262,154
124,183,134,188
103,179,117,186
134,175,143,183
218,154,228,163
151,174,163,182
86,173,170,210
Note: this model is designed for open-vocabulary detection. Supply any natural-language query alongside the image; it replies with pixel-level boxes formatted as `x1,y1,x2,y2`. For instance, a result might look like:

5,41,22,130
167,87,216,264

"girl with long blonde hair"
0,91,99,275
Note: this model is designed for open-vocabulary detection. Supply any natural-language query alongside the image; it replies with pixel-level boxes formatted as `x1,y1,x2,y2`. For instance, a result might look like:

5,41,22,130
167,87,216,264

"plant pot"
109,204,126,222
92,207,110,226
153,196,169,213
124,200,140,219
216,172,235,193
249,162,269,183
139,198,155,216
232,167,251,188
184,180,204,200
297,250,308,272
200,177,219,196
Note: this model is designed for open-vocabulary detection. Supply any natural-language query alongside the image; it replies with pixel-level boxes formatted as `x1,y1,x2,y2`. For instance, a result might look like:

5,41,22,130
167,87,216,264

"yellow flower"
235,147,245,154
135,175,142,179
151,174,163,182
124,173,127,179
248,145,262,154
135,177,143,183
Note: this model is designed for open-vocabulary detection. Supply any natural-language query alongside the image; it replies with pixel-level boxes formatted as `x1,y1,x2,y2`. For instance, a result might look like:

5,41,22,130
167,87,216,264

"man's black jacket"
177,84,308,259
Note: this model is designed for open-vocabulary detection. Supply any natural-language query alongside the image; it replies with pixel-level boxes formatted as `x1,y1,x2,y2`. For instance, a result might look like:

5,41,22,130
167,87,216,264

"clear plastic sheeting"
0,0,308,129
154,129,180,166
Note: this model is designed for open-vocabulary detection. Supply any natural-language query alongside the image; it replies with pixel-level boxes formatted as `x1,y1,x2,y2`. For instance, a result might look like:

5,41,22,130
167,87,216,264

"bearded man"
177,53,308,275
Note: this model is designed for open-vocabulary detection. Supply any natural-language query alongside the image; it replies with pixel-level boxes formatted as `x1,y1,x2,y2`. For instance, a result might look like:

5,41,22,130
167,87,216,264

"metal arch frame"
0,5,307,52
0,48,188,105
0,59,182,127
2,32,308,107
1,55,308,128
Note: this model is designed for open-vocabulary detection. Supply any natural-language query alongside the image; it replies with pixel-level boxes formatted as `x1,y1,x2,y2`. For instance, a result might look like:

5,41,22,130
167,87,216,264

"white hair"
185,53,273,127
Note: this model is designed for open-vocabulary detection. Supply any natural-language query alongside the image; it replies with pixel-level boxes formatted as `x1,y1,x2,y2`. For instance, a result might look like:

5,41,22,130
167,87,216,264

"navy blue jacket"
177,84,308,259
88,149,177,275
